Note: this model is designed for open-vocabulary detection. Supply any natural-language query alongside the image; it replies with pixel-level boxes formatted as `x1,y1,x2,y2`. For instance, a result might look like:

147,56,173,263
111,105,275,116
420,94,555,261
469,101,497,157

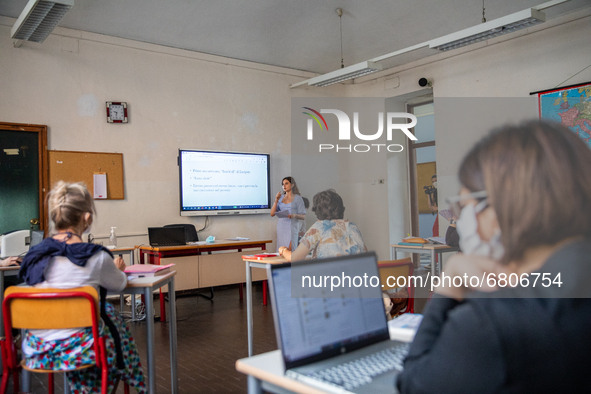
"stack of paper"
124,263,174,277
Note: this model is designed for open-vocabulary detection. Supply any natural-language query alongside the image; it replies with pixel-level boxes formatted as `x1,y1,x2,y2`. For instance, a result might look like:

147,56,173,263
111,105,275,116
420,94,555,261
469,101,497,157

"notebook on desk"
148,227,186,247
267,252,410,394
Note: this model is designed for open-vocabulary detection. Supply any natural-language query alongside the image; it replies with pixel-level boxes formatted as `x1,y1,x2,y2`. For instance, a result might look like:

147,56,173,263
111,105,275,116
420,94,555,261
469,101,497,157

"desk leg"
64,373,71,394
168,278,178,394
245,261,254,357
160,289,166,323
247,375,262,394
21,369,30,393
430,249,436,278
390,246,393,260
145,288,156,394
130,251,137,320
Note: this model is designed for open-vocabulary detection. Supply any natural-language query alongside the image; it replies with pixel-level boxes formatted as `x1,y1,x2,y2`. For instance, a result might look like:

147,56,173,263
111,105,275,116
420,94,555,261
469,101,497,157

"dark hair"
431,175,437,180
312,189,345,220
302,197,310,209
459,120,591,264
282,176,300,195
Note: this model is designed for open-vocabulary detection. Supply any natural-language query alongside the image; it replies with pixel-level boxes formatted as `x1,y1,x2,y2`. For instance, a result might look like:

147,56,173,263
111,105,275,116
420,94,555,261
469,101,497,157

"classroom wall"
1,7,590,258
0,17,344,250
345,7,591,242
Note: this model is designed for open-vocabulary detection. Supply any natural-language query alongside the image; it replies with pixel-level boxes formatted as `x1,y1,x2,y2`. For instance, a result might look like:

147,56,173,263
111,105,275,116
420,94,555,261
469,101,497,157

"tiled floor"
7,279,431,394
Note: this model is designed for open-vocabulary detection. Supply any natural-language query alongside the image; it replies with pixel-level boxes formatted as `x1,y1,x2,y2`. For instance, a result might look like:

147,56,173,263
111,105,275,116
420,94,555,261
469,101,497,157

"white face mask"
456,202,504,260
432,181,437,188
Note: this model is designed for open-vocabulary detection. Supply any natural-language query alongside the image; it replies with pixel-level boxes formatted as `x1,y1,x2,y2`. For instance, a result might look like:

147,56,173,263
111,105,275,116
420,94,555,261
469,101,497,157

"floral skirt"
24,303,147,394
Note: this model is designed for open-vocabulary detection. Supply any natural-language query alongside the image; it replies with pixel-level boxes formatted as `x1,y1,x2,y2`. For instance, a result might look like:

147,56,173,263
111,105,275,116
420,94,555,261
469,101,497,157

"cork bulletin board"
48,150,124,199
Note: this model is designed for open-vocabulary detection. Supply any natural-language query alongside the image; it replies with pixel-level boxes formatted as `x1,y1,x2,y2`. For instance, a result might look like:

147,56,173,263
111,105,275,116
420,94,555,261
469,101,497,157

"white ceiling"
0,0,589,74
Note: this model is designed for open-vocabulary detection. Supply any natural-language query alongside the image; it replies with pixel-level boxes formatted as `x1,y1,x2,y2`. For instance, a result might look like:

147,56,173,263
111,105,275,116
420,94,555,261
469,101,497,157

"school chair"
0,286,126,394
378,258,415,316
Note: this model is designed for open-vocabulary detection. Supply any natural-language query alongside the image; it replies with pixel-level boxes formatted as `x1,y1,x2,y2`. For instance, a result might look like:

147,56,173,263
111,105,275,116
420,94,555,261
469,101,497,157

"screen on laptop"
270,253,389,369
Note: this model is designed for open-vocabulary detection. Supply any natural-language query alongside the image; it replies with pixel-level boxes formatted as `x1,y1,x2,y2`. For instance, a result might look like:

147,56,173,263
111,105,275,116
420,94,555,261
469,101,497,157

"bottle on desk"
110,227,117,248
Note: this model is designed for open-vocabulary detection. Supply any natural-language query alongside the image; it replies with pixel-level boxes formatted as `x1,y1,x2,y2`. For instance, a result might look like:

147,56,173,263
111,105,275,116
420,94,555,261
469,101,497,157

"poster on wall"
537,81,591,149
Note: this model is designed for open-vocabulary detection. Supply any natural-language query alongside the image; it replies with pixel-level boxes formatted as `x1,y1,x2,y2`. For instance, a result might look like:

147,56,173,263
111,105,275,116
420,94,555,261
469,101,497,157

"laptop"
148,226,186,247
267,252,410,394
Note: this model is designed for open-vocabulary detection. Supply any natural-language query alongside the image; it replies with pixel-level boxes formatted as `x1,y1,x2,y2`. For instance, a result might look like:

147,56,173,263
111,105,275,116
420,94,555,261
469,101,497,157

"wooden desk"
139,240,271,322
139,240,271,288
242,256,287,357
390,244,460,277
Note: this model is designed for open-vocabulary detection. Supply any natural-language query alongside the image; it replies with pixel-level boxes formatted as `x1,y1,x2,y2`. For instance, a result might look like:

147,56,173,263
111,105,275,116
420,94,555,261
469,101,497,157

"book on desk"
241,253,280,260
124,263,174,277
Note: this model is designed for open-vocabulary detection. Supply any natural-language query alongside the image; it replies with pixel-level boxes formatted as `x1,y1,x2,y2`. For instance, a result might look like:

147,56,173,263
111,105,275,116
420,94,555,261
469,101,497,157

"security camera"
418,78,433,87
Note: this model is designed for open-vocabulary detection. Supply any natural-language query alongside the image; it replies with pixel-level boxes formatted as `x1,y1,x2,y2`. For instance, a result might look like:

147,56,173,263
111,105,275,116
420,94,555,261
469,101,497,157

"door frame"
406,102,435,238
0,122,49,232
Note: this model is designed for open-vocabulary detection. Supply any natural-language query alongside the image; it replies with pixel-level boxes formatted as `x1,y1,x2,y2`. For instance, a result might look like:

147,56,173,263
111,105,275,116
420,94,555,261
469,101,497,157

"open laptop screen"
269,252,390,370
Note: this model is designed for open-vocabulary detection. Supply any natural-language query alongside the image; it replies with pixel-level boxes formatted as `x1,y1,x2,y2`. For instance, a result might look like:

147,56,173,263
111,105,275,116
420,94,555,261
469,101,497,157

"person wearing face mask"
18,181,146,393
395,121,591,393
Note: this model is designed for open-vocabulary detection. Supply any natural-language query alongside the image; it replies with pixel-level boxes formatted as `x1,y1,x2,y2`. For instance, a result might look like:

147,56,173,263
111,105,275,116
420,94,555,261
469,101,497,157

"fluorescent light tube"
305,61,383,87
429,8,545,51
11,0,74,44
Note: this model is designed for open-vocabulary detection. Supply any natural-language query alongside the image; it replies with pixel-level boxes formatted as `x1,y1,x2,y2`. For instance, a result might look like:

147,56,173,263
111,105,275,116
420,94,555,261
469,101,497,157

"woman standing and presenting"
18,182,147,393
270,176,306,252
396,121,591,393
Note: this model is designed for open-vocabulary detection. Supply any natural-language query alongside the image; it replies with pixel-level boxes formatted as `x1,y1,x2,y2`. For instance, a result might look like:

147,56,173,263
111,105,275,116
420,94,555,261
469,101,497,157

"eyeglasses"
446,190,488,218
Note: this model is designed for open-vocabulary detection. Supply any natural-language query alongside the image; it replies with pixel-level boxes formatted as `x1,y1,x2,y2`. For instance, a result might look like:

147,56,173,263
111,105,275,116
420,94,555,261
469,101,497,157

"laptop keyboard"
305,343,410,391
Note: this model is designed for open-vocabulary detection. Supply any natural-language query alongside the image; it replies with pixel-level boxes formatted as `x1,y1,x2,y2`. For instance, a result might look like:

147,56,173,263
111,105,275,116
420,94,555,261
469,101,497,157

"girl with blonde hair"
19,181,147,393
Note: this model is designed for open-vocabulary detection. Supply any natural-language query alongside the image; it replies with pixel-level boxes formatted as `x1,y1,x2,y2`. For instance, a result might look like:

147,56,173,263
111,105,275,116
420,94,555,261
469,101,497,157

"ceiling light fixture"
11,0,74,47
428,8,545,51
291,0,567,88
306,61,384,87
294,8,384,88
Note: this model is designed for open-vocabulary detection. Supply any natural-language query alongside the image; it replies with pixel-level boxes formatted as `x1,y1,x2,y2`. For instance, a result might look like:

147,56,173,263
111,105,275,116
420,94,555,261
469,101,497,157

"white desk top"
125,270,176,288
236,350,326,394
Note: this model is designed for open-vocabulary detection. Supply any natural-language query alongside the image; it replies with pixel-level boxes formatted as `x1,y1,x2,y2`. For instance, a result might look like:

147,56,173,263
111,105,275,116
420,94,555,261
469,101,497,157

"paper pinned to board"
93,172,107,199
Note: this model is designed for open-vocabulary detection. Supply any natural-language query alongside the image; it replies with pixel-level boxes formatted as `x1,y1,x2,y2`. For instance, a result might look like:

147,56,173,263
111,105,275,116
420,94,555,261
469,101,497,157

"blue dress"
276,194,306,252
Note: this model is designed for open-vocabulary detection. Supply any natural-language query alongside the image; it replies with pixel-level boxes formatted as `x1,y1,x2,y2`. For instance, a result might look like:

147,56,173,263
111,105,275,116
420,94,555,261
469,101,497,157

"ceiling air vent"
11,0,74,46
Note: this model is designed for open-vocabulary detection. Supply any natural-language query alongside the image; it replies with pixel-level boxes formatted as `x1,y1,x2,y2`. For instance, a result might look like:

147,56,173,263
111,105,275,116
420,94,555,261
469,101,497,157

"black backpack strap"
99,286,125,370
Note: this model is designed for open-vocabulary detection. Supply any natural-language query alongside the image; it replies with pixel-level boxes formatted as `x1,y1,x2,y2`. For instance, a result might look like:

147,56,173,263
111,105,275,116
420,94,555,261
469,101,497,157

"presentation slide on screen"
181,151,269,209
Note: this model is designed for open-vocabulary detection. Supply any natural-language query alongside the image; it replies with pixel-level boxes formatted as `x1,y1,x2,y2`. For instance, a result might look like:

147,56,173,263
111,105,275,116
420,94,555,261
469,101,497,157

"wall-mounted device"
178,150,271,217
418,78,433,88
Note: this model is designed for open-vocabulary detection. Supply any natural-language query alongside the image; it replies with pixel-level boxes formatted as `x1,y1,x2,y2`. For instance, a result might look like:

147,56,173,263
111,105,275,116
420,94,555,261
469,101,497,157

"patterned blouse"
300,219,368,259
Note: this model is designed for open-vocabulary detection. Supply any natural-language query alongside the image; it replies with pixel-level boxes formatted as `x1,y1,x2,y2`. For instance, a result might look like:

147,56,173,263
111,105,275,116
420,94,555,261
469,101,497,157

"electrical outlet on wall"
378,179,385,184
